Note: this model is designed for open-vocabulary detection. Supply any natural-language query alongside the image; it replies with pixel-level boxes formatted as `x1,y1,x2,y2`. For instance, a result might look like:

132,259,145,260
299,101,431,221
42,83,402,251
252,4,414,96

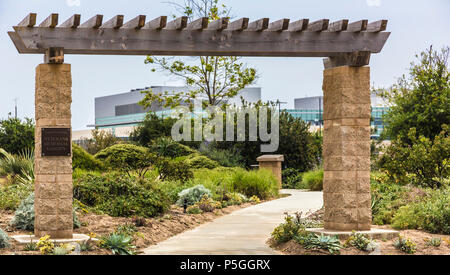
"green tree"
130,114,177,146
379,125,449,189
80,129,121,155
380,46,449,142
0,118,35,154
139,0,257,108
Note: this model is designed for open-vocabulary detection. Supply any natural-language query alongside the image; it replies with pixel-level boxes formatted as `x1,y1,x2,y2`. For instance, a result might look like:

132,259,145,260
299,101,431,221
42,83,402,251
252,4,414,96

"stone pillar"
322,66,371,231
34,63,73,238
257,155,284,188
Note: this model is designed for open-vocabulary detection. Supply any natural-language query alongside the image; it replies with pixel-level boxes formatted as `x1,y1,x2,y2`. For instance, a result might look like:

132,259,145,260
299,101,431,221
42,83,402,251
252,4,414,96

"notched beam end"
207,17,229,31
59,14,81,28
307,19,329,32
287,19,309,32
101,15,124,29
227,17,249,31
123,15,146,29
80,14,103,28
145,16,168,30
366,19,388,32
165,16,188,30
247,18,269,31
267,18,290,32
39,13,59,28
347,20,368,32
18,13,37,27
186,17,209,30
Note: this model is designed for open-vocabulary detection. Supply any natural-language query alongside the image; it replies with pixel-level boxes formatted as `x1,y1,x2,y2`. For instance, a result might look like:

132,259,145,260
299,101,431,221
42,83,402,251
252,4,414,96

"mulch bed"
268,208,450,255
0,203,254,255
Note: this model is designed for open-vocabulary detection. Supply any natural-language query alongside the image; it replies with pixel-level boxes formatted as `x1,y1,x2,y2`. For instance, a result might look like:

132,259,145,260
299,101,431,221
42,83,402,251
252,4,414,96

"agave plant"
0,148,34,184
100,233,136,255
294,233,342,254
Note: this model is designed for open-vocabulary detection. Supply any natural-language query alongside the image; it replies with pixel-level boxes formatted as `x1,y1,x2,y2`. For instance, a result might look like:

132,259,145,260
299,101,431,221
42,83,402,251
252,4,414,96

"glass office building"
285,94,389,138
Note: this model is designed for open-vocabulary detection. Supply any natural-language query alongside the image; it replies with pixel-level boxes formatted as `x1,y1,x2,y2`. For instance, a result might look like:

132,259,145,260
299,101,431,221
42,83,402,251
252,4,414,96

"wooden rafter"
9,13,390,61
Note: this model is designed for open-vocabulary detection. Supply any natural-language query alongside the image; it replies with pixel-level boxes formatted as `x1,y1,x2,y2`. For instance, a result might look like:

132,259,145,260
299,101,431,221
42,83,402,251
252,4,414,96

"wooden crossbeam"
59,14,81,28
18,13,37,27
267,19,290,32
101,15,124,29
288,19,309,32
307,19,329,32
186,17,209,30
207,18,229,31
145,16,167,30
123,15,146,29
12,26,391,57
166,17,188,30
323,51,371,68
366,20,388,32
247,18,269,31
39,14,58,28
227,18,249,31
328,20,348,32
347,20,368,32
80,14,103,28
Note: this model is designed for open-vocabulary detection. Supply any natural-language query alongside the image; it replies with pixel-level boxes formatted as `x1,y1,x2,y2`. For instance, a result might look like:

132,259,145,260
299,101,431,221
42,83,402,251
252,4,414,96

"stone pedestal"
34,63,73,238
322,66,371,231
257,155,284,188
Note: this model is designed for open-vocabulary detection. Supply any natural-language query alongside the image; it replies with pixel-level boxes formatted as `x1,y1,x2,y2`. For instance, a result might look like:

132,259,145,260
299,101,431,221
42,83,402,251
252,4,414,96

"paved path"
143,190,323,255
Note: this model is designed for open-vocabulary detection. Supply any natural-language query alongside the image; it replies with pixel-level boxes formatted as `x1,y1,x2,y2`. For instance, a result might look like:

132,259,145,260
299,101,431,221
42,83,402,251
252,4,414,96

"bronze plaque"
41,128,71,157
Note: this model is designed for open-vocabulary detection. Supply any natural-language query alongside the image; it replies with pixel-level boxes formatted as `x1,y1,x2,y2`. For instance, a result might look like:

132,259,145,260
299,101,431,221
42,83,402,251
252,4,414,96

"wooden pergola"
9,13,390,239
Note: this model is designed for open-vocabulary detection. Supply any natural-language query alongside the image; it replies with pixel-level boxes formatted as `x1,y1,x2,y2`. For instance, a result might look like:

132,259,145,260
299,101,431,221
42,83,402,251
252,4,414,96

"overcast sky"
0,0,449,130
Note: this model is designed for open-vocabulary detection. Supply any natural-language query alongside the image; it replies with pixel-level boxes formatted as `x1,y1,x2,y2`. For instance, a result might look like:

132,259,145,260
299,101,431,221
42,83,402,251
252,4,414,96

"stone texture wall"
34,64,73,238
322,66,371,231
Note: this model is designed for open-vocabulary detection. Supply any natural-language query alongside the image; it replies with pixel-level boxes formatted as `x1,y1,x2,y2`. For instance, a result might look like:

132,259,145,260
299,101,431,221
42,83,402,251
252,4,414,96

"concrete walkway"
143,190,323,255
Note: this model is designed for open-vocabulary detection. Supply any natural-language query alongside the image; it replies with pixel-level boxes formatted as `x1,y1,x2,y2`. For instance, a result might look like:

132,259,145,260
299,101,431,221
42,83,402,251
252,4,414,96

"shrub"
72,143,103,171
378,126,449,188
79,129,121,155
100,232,135,255
73,172,171,217
199,144,244,167
0,228,10,248
186,205,202,214
391,187,450,234
130,114,176,146
150,137,196,158
225,192,247,205
370,178,416,225
155,158,193,182
195,194,220,212
301,169,323,191
0,148,34,184
36,235,54,255
249,195,260,204
282,168,304,189
0,182,32,210
294,233,341,255
185,155,219,169
95,144,155,177
393,236,416,254
10,193,80,231
271,213,304,244
230,169,278,199
344,232,377,252
176,185,212,207
0,117,34,155
425,237,441,247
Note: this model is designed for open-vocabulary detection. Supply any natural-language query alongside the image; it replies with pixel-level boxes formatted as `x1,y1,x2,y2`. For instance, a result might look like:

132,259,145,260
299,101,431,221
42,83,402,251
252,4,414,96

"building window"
115,103,145,116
